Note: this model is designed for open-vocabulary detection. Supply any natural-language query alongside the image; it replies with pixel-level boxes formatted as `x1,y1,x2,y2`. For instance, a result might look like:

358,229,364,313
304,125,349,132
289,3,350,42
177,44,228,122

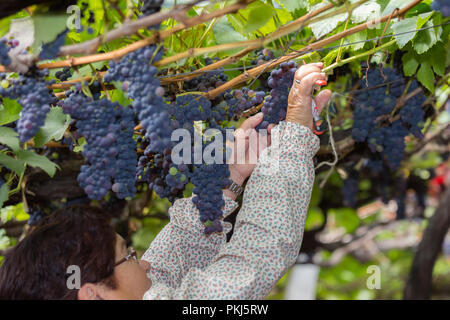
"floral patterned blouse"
142,121,320,299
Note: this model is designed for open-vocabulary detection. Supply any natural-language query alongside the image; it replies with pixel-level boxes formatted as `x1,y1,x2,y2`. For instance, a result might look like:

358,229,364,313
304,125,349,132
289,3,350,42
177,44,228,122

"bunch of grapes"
153,91,233,231
27,208,45,226
139,0,165,30
183,57,229,93
250,48,275,66
255,60,298,130
431,0,450,17
59,90,137,200
137,148,189,203
351,67,427,171
140,0,165,16
191,145,230,234
55,67,71,82
168,94,213,130
0,68,57,142
104,45,172,154
0,39,11,66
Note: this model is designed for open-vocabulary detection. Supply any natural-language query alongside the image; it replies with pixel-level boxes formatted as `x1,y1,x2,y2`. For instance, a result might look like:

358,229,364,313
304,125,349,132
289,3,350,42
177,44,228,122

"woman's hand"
225,113,274,198
286,62,332,130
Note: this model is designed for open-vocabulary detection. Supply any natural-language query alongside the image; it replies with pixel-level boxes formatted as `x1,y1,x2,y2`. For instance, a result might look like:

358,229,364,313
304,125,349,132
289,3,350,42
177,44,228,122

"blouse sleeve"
143,121,320,300
141,193,239,289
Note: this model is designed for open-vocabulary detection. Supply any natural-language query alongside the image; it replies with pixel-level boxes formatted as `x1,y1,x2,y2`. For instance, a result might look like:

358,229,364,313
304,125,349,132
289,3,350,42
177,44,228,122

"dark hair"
0,205,117,300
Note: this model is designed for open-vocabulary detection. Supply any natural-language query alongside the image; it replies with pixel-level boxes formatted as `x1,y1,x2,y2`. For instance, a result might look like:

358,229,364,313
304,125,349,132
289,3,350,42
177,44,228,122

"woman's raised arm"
143,63,332,300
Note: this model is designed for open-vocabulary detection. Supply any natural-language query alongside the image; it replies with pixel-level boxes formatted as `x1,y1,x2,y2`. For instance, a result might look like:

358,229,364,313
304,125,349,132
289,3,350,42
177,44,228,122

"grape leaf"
413,20,439,54
402,50,419,76
0,154,25,175
345,29,367,51
390,17,418,48
417,61,434,93
309,4,348,39
276,0,307,12
416,12,434,29
0,183,8,210
0,98,22,126
0,127,20,152
381,0,406,17
243,2,276,34
212,18,247,55
227,13,245,33
16,150,59,177
34,107,71,148
351,0,381,24
425,43,446,76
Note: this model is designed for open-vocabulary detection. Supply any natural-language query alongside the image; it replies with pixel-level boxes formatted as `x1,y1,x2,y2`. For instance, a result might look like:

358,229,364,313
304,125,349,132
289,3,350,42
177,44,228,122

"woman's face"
78,234,152,300
111,234,152,299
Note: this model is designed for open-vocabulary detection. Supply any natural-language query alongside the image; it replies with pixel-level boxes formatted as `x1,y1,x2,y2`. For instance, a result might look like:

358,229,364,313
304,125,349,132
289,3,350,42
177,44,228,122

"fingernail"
256,112,263,118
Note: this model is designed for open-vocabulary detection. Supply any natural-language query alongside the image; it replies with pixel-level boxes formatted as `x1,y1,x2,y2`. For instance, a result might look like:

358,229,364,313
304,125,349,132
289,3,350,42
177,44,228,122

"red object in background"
428,162,450,198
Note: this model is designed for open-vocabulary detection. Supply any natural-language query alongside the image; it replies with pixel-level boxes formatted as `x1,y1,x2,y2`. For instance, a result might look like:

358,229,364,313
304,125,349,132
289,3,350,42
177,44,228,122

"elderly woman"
0,62,331,300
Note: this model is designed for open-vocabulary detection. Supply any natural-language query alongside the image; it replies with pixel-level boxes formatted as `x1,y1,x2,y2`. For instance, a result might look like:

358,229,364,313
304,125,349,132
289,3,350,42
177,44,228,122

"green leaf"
34,107,71,148
413,20,438,54
370,51,385,64
243,2,275,34
73,137,87,153
309,2,348,39
0,98,22,126
0,154,25,175
0,183,8,209
16,150,59,177
425,43,446,76
351,0,381,24
416,12,434,29
76,60,107,78
0,229,11,250
345,29,367,51
0,16,12,38
305,207,324,231
277,0,307,12
323,50,339,66
390,17,418,48
381,0,407,17
227,14,246,33
110,84,132,106
417,61,434,93
0,127,20,152
212,18,247,55
32,14,69,52
0,203,27,224
329,208,360,233
402,50,419,76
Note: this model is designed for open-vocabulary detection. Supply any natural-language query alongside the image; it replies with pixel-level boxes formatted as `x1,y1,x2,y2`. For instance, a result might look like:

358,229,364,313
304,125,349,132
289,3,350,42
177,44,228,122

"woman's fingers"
239,112,263,131
298,72,327,97
294,62,323,83
313,89,333,115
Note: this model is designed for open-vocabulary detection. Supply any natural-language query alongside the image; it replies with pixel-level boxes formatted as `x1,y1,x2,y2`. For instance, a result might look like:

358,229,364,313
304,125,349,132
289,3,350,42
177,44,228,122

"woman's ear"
78,283,103,300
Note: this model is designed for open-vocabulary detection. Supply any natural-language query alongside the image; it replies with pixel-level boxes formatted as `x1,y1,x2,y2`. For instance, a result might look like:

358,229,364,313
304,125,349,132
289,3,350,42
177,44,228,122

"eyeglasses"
115,246,138,267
